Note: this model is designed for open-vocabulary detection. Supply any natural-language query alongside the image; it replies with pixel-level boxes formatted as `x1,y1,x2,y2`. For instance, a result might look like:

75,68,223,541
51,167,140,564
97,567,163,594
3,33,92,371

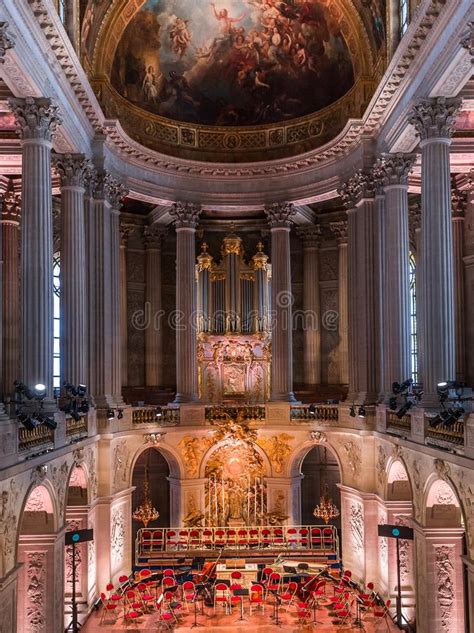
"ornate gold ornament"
132,464,159,528
257,433,294,474
178,435,213,478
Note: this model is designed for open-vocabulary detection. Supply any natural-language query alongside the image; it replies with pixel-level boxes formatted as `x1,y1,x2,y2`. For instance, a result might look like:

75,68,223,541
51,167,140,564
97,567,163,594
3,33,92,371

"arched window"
409,252,417,383
400,0,410,37
53,255,61,389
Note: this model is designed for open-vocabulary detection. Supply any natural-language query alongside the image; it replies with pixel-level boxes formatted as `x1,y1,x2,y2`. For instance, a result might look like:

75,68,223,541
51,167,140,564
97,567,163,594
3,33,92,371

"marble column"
330,221,349,385
88,172,127,407
451,186,466,382
409,203,422,383
84,174,96,396
380,154,416,398
9,97,61,398
1,189,20,399
170,202,201,403
53,153,89,387
339,172,379,403
373,174,386,400
119,223,133,388
464,175,474,387
264,203,296,402
409,97,461,405
297,225,322,387
144,225,166,387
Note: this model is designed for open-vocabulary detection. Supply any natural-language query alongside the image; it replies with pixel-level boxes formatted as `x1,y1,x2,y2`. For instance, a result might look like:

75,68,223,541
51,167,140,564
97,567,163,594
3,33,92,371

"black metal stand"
190,596,204,629
65,542,80,633
311,595,323,625
270,590,282,627
353,596,365,630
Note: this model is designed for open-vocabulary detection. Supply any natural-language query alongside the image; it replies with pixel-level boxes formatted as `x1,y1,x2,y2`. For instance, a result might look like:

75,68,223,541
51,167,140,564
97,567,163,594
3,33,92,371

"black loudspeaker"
378,524,414,540
65,528,94,545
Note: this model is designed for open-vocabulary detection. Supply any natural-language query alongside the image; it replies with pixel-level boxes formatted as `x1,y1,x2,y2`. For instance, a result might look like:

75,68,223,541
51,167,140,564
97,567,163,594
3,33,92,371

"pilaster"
144,224,166,387
330,221,349,385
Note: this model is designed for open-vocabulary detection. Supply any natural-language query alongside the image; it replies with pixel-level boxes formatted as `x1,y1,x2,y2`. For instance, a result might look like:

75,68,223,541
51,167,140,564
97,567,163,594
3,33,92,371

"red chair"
334,593,354,627
118,574,129,586
286,527,298,547
280,580,298,611
261,566,273,587
249,528,260,547
141,530,152,553
165,529,178,550
137,582,154,611
296,601,312,624
373,599,392,631
163,568,175,578
265,572,281,598
272,527,284,547
226,529,237,547
215,529,226,548
311,527,322,549
214,582,230,614
152,529,164,551
237,528,248,548
249,583,265,615
105,582,121,603
177,529,189,549
182,580,196,611
230,582,243,610
189,529,201,548
323,527,334,551
262,528,272,547
99,593,119,624
202,529,213,548
123,589,143,626
298,527,309,548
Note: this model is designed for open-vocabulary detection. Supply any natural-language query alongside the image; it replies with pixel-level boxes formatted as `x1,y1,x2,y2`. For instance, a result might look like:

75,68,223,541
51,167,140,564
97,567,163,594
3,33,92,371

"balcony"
132,407,180,426
425,415,464,449
18,425,54,453
386,411,412,436
290,404,339,423
205,405,266,423
65,415,88,440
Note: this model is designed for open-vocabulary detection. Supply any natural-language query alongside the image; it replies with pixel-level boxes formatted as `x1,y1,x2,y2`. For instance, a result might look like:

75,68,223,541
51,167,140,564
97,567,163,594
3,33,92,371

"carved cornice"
338,170,375,207
378,153,417,187
265,203,296,228
143,224,167,248
329,220,348,243
0,21,15,63
9,97,62,142
296,225,321,247
460,21,474,61
52,153,90,188
408,97,462,141
170,202,202,229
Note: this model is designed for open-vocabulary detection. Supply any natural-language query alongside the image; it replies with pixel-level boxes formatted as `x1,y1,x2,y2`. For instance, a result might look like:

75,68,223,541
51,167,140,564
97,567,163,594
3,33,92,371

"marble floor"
80,599,400,632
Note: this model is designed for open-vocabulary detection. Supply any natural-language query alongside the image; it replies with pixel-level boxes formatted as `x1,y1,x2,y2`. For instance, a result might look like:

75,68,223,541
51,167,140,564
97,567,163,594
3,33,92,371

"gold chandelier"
132,463,159,528
313,483,340,525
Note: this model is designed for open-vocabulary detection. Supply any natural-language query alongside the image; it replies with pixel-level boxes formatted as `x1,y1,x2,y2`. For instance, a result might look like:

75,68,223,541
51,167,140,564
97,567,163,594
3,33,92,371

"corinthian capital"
338,170,375,208
1,189,20,224
296,224,321,247
264,202,295,228
93,171,128,209
329,220,348,243
408,97,461,141
378,153,416,187
452,186,467,219
144,224,167,248
170,202,202,229
52,153,91,188
0,22,15,63
9,97,62,141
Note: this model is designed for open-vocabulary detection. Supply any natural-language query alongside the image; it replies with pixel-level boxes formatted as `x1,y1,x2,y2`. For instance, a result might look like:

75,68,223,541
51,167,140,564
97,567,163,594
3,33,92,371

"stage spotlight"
34,383,47,399
155,407,163,418
429,414,442,428
17,411,39,430
358,405,366,418
443,408,465,428
70,409,81,422
392,379,412,395
396,401,413,419
437,381,465,398
106,409,115,420
14,380,35,400
77,384,87,398
308,403,316,417
349,405,356,418
40,414,58,430
78,401,89,414
389,397,397,411
117,409,124,420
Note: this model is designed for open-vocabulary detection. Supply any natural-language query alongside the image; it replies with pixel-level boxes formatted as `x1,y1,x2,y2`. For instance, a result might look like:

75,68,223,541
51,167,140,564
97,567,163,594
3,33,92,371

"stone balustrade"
132,407,180,426
65,415,88,439
386,410,412,436
18,424,54,453
290,404,339,422
205,405,266,423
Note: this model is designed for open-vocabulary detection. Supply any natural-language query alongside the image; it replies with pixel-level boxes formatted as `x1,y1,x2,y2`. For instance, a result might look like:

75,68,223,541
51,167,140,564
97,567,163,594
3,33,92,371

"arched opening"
300,445,341,530
64,465,90,627
17,484,61,633
131,448,170,563
416,477,467,632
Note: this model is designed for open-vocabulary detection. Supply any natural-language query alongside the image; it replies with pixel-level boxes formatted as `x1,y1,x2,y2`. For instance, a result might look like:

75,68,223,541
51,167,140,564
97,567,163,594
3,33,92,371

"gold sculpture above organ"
196,229,272,403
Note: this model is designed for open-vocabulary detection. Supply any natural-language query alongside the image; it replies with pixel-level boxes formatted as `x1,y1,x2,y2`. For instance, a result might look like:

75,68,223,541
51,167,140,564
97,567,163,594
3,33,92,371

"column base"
270,392,298,403
173,393,199,404
93,394,118,409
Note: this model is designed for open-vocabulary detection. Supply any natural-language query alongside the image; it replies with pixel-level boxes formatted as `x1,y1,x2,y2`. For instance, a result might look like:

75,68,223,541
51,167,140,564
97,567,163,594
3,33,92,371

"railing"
18,425,55,452
426,417,464,447
386,411,412,435
132,407,180,426
205,405,266,423
136,524,339,561
65,415,88,439
290,405,339,422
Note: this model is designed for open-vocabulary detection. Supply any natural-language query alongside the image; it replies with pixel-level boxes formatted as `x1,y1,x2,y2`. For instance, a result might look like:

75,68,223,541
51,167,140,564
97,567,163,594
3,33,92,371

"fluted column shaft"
9,97,62,398
119,230,129,387
464,184,474,386
1,192,20,398
144,227,165,386
84,185,96,396
374,191,386,398
346,208,358,399
299,227,321,386
330,221,349,385
110,208,122,403
452,189,466,382
410,97,460,405
265,203,296,402
54,154,89,387
171,203,201,403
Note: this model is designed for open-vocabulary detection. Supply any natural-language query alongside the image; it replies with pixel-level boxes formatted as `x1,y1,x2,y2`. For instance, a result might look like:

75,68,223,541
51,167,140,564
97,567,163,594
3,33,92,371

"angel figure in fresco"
210,3,247,36
169,17,192,59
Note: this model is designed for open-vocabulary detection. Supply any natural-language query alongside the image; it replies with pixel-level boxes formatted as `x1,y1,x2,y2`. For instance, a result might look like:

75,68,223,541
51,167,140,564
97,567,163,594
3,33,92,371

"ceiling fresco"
110,0,356,126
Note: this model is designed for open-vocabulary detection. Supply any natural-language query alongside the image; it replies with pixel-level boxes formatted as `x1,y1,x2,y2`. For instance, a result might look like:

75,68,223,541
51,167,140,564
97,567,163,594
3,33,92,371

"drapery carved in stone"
26,551,47,633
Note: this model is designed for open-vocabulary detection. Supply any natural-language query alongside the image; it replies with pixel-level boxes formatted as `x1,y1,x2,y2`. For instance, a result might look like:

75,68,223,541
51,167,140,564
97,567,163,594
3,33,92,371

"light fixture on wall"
106,409,115,420
349,404,356,418
357,405,366,418
132,456,159,528
313,448,340,525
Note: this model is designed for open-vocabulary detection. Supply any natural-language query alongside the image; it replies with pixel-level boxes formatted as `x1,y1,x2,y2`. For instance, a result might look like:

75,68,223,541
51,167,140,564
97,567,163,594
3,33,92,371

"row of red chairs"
139,526,335,552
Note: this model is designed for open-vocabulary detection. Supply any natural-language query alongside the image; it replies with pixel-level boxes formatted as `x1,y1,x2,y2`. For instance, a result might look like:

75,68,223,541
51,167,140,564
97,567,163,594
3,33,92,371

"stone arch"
66,463,90,506
422,475,463,529
288,438,344,483
17,480,59,542
129,443,183,486
385,458,413,502
199,439,272,480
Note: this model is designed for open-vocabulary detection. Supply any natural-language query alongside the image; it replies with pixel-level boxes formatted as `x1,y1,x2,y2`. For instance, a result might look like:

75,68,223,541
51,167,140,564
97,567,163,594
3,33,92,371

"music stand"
190,591,204,629
233,588,249,622
269,589,283,627
353,595,366,630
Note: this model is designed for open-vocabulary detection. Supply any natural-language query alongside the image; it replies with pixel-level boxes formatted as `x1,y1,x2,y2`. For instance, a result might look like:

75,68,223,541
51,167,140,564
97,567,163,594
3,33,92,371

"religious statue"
228,482,244,520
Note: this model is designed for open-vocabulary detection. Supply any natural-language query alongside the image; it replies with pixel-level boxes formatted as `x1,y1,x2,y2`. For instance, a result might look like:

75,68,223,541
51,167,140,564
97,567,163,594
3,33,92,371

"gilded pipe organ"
196,232,272,403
